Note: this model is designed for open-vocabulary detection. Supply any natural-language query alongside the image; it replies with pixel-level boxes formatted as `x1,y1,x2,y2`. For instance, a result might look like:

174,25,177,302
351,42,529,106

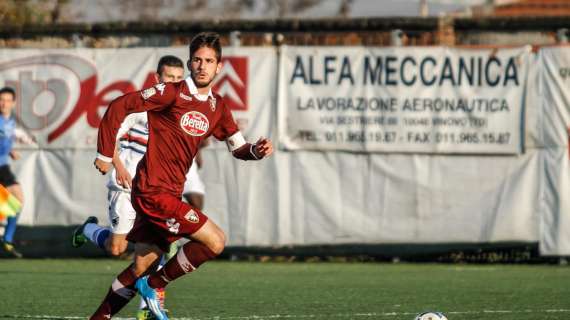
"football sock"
148,242,217,288
83,223,110,249
90,264,137,320
3,214,19,243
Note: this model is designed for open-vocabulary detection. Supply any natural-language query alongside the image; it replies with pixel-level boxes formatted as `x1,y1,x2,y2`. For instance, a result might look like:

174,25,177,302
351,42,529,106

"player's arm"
95,83,177,174
227,133,273,160
111,114,137,188
10,127,35,161
194,139,210,168
112,145,132,189
212,101,273,161
9,150,20,161
14,127,35,145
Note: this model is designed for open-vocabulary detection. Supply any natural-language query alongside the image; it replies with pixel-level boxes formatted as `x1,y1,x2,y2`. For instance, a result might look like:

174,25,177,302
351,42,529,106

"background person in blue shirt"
0,87,24,258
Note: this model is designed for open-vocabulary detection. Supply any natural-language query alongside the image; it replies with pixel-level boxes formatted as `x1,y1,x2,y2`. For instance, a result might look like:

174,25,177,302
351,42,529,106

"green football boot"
71,216,98,248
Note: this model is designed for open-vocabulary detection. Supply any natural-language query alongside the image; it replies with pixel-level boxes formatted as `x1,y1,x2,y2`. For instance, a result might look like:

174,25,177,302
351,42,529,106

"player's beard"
192,72,215,88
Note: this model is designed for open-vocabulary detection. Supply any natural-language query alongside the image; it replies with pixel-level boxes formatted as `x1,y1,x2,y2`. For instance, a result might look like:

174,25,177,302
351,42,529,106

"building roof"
474,0,570,17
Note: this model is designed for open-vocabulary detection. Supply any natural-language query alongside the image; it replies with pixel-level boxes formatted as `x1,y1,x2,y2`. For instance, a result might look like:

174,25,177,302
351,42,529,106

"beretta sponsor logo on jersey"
180,111,209,136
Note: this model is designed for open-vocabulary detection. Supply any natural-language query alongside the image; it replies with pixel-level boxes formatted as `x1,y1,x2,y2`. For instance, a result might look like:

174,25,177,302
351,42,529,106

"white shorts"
107,189,137,235
183,164,205,195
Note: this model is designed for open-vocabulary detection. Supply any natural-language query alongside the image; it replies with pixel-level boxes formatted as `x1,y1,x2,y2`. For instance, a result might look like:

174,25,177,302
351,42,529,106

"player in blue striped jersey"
0,87,24,258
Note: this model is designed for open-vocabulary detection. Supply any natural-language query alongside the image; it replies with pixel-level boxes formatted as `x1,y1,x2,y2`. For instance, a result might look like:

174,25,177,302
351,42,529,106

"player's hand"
253,137,273,158
94,158,112,175
9,150,20,160
114,164,132,189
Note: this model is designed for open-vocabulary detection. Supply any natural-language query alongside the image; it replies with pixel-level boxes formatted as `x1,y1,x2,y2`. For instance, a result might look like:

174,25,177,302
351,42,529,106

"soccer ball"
414,311,448,320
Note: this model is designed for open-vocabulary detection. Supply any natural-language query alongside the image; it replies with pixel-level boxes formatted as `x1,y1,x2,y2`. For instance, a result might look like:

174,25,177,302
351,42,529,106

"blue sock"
93,228,111,249
4,214,19,243
83,223,111,250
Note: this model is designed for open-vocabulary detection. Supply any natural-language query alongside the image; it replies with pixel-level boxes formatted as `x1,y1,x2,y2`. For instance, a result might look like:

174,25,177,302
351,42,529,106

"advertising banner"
538,46,570,255
0,47,277,225
278,46,531,154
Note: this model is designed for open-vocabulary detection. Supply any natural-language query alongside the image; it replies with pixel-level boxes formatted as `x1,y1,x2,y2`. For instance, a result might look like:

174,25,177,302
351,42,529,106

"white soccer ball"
414,311,448,320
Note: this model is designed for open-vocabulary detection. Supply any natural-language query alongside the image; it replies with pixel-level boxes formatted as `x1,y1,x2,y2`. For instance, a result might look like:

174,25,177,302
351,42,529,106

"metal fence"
0,16,568,48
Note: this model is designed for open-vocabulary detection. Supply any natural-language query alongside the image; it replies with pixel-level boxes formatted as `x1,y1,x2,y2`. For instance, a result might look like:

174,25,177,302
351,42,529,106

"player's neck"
195,86,211,96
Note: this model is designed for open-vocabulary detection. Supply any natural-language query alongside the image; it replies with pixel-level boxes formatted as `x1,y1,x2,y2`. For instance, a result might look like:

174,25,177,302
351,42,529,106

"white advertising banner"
0,47,272,150
538,46,570,256
0,47,277,225
278,46,530,154
3,45,570,257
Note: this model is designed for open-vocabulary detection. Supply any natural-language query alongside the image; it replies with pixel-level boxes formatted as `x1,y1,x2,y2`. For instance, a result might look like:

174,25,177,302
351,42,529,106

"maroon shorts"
127,192,208,252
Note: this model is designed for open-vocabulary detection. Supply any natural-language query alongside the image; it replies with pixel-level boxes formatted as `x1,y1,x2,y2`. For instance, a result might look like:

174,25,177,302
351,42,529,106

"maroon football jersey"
97,77,239,196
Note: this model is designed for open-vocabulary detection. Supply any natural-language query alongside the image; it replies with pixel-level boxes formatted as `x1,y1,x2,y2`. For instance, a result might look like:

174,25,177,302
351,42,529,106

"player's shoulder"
212,91,224,103
155,81,184,94
141,81,182,101
211,91,228,110
125,111,147,122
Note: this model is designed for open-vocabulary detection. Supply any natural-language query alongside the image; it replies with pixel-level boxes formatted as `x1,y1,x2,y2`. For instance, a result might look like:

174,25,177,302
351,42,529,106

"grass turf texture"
0,259,568,319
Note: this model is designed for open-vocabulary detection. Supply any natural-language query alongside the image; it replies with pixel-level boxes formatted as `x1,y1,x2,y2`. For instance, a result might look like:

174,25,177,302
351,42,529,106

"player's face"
189,47,221,88
0,92,15,117
158,66,184,83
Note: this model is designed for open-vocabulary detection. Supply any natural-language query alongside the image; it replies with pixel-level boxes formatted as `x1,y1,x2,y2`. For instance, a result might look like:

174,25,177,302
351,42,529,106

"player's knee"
107,239,127,257
132,263,147,277
108,244,125,257
209,230,226,255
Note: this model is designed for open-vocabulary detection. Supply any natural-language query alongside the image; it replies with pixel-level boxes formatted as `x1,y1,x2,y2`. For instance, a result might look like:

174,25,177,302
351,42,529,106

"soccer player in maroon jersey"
90,32,273,320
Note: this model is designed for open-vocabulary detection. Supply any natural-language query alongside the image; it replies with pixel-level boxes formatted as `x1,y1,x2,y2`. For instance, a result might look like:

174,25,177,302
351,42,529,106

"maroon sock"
148,242,217,288
90,264,138,320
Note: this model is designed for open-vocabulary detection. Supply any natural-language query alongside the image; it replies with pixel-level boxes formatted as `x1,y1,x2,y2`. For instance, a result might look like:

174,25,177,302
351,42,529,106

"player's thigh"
107,189,137,234
130,192,209,251
133,242,163,277
7,184,23,204
190,219,226,254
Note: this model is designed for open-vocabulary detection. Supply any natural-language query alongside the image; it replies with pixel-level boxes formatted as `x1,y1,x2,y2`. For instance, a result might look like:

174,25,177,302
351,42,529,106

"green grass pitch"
0,259,569,319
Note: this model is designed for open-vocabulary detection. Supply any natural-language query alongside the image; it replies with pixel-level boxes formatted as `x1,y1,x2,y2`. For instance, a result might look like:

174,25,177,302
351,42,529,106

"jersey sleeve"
116,113,138,141
13,127,35,145
212,101,239,142
97,82,177,161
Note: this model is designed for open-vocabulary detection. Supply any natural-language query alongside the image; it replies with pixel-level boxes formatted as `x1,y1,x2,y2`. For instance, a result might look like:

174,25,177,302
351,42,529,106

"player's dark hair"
0,87,16,99
156,55,184,75
189,32,222,62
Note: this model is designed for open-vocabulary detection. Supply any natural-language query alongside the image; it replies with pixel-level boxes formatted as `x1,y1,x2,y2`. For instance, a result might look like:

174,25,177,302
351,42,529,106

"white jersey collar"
185,76,213,101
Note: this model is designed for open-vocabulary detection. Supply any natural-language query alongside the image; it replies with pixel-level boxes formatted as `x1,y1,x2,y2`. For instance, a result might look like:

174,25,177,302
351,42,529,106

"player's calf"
143,220,224,288
147,241,218,289
90,264,138,320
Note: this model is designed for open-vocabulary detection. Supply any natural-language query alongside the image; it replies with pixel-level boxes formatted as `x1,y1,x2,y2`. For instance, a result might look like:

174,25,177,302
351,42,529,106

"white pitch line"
4,309,570,320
